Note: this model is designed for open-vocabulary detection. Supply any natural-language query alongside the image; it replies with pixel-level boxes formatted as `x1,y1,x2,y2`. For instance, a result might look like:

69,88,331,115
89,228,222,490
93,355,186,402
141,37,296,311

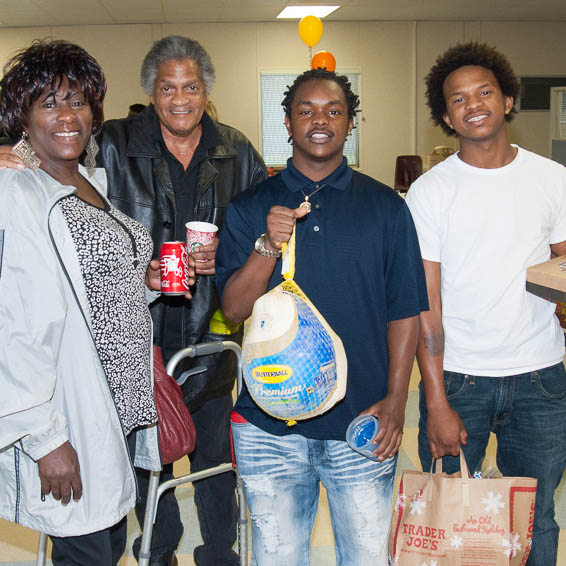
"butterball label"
251,383,304,397
252,364,293,384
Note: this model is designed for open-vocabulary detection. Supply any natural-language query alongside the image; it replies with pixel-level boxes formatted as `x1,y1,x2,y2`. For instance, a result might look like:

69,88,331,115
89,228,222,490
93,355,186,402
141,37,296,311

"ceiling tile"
0,0,565,28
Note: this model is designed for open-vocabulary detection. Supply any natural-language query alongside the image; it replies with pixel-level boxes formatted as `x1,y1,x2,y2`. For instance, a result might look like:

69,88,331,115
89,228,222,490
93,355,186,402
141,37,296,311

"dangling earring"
84,135,99,177
12,131,41,170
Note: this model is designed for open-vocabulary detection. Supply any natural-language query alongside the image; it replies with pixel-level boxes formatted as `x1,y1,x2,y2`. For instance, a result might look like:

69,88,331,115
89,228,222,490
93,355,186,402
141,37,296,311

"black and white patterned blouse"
58,194,158,435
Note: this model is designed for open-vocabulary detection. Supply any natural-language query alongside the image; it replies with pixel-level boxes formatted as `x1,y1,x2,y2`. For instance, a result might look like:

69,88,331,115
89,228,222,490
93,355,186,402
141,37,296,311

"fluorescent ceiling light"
276,5,340,19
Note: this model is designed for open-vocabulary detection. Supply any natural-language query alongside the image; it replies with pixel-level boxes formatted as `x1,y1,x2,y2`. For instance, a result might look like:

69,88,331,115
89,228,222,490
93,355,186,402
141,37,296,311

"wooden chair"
394,155,423,193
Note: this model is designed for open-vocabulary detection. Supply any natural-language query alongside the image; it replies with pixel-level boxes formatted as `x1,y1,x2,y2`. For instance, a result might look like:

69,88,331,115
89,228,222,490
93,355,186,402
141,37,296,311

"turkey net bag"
242,224,347,424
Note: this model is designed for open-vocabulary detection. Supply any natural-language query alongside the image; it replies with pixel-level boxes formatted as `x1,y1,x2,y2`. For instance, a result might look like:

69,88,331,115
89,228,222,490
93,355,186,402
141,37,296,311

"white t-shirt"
406,146,566,376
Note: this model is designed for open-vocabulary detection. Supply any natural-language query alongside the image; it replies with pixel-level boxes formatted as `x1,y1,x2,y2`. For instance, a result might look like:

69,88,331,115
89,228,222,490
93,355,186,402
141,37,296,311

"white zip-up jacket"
0,166,160,536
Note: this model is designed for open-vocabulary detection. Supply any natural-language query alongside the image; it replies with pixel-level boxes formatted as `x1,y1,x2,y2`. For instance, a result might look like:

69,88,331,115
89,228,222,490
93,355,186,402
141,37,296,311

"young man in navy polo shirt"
216,69,428,565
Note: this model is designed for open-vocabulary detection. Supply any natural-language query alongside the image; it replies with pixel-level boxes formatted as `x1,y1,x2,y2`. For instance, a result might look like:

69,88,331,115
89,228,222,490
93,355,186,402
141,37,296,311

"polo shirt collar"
281,157,352,193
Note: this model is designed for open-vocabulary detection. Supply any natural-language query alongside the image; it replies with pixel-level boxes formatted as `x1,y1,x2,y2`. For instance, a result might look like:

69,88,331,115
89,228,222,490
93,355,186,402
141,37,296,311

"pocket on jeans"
534,364,566,399
443,372,469,400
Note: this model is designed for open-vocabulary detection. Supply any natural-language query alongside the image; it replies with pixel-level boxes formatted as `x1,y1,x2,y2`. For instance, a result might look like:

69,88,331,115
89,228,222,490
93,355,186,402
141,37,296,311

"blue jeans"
418,362,566,566
232,420,397,566
134,394,238,565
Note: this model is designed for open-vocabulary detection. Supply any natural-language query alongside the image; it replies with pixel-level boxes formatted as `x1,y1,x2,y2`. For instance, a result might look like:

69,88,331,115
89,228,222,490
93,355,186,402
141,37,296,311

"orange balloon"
311,50,336,72
298,15,323,48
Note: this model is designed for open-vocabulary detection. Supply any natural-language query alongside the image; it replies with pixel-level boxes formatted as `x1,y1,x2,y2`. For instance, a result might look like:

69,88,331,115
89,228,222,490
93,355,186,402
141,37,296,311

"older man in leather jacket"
100,36,266,566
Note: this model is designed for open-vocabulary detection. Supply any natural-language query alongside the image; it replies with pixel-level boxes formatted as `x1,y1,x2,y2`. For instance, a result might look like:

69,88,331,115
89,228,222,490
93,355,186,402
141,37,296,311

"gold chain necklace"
299,183,327,213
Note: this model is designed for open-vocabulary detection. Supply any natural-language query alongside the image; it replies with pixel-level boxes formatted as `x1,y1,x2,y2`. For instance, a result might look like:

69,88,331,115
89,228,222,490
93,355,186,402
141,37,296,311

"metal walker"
36,340,248,566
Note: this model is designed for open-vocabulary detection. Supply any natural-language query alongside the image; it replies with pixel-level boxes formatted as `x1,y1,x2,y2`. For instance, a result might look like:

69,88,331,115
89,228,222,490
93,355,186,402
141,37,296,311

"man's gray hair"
140,35,216,95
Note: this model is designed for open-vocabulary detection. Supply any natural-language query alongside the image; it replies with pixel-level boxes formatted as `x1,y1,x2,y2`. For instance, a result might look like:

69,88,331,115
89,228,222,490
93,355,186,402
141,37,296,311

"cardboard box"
526,255,566,303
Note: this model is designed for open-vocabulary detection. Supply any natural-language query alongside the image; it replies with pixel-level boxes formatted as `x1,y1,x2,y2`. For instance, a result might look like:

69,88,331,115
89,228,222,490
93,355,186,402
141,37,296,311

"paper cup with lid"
185,221,218,255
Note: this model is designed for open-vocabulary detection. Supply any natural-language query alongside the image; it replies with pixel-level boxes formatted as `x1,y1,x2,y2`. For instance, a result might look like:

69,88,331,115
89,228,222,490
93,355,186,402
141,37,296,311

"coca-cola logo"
160,253,184,277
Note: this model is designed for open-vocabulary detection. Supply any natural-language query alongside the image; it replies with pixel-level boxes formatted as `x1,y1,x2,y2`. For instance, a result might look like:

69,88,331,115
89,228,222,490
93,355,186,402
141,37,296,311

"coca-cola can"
160,241,189,295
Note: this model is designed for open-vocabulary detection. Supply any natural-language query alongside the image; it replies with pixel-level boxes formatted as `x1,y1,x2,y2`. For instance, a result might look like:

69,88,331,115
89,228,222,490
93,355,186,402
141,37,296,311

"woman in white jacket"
0,40,163,565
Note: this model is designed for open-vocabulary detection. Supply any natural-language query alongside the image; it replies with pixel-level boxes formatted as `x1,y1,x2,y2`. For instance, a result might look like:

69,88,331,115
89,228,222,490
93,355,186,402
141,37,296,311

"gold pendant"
300,200,312,213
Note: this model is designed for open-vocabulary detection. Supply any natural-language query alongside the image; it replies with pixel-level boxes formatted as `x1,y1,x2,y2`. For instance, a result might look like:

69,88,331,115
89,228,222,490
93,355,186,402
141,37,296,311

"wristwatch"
254,233,282,258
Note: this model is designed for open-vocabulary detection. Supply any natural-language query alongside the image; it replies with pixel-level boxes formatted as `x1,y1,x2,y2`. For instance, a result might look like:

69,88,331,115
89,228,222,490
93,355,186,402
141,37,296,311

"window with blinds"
260,72,360,167
550,87,566,140
550,87,566,167
559,90,566,138
520,76,566,111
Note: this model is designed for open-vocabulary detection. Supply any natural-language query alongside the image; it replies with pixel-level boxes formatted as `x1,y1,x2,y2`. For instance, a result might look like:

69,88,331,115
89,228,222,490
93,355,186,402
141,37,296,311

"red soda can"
160,241,189,295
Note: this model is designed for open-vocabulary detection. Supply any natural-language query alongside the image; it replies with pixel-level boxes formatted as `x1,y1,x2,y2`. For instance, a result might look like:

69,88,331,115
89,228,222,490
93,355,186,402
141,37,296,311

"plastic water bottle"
346,415,380,461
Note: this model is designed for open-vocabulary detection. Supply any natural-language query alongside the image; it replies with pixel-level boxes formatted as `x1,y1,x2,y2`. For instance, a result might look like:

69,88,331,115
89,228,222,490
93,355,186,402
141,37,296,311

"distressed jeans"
231,419,397,566
418,362,566,566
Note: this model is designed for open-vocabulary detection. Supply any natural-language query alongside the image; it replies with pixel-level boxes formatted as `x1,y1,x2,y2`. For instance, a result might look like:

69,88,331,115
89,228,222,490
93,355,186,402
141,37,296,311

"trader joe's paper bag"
389,452,536,566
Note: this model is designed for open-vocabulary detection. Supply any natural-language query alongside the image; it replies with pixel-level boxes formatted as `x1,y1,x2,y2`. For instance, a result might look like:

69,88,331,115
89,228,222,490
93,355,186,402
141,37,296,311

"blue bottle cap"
346,415,380,461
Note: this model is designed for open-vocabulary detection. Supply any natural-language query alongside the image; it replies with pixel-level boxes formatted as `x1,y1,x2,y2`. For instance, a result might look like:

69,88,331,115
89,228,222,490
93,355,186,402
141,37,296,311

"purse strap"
280,223,297,281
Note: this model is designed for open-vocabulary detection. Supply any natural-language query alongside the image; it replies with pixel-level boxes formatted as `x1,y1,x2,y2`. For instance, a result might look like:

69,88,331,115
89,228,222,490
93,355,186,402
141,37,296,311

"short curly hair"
282,68,360,122
141,36,216,96
425,42,520,137
0,39,106,141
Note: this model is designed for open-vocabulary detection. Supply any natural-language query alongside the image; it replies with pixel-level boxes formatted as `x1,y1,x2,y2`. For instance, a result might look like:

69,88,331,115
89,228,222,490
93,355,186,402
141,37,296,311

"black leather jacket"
99,105,267,409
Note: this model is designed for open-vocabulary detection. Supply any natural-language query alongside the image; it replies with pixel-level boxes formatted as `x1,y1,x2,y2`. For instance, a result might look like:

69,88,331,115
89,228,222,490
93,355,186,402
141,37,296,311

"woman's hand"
0,145,25,170
38,441,83,505
145,259,162,291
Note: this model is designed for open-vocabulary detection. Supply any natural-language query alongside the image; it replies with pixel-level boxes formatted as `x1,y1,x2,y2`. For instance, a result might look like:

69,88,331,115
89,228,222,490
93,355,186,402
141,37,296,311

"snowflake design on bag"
482,490,506,515
395,492,407,512
450,534,464,549
409,490,426,516
502,533,522,557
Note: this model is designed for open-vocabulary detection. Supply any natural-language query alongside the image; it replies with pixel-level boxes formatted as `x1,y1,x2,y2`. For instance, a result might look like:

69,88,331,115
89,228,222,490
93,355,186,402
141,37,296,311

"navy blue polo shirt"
216,158,428,440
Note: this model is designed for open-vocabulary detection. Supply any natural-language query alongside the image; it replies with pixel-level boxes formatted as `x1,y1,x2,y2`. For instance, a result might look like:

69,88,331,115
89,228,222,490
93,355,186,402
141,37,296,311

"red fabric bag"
153,346,196,464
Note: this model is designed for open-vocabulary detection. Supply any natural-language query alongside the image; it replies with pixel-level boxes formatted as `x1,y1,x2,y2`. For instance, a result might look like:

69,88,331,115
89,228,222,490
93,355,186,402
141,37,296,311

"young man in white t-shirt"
406,42,566,566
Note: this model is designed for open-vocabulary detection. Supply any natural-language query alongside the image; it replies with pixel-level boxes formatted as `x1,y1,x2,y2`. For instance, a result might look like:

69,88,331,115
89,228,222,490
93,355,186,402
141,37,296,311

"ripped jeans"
231,419,396,566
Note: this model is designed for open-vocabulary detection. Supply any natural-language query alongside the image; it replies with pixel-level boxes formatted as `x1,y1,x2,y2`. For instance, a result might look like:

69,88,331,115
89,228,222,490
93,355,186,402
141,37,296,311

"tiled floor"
1,362,564,565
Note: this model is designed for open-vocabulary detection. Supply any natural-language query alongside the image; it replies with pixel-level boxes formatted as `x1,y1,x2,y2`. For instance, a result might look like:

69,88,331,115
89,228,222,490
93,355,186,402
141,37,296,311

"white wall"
1,20,566,185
